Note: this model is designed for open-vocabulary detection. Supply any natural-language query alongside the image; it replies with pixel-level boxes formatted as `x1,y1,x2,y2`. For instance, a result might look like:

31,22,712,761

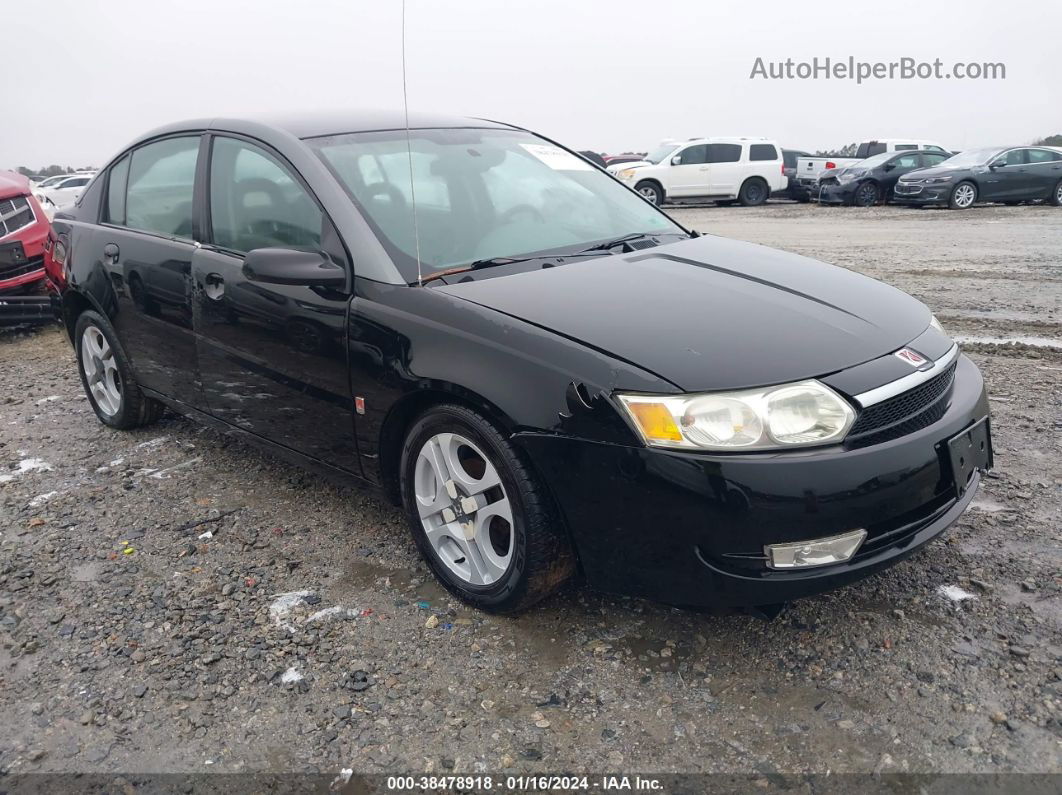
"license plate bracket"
0,241,27,267
947,418,993,497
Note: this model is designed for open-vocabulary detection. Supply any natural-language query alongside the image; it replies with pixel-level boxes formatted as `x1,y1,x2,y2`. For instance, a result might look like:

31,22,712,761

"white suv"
614,138,786,206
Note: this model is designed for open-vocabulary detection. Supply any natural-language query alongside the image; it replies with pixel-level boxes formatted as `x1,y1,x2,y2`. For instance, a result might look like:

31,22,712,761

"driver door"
666,144,710,196
191,134,360,472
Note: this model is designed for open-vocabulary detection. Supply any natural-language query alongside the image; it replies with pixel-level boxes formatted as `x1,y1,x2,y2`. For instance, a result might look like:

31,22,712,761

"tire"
948,181,978,210
853,181,880,207
738,178,769,207
1051,179,1062,207
399,404,575,613
634,180,663,206
74,309,164,430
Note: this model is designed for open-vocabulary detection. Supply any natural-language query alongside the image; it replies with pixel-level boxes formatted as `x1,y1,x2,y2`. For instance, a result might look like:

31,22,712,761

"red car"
1,171,52,294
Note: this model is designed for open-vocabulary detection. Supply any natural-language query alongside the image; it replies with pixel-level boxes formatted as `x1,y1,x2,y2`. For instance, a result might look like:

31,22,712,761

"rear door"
191,133,360,472
93,135,204,407
666,144,710,196
1024,148,1062,199
704,143,744,196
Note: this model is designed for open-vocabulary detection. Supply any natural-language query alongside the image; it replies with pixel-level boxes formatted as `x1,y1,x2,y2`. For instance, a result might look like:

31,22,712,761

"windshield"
311,128,684,281
938,148,1000,167
849,151,898,170
645,144,680,164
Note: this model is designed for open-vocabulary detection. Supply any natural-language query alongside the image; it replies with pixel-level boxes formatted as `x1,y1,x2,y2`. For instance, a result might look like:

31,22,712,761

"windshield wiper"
418,256,541,285
578,231,692,254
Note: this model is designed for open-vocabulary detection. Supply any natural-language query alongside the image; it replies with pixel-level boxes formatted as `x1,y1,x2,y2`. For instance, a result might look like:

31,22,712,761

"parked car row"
33,171,96,210
814,146,1062,209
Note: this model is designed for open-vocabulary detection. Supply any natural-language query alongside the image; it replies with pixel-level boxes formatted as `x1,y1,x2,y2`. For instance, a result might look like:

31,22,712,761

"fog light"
765,529,867,570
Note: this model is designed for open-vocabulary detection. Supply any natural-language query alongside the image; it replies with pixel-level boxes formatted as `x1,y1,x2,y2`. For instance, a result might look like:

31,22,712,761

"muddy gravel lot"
1,203,1060,782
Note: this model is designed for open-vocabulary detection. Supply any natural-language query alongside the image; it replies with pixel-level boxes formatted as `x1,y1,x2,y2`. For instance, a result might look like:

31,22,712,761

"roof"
137,109,516,144
0,171,30,201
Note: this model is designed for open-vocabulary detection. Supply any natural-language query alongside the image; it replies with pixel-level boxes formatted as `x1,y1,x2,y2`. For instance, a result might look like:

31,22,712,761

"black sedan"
818,150,951,206
48,112,992,614
894,146,1062,209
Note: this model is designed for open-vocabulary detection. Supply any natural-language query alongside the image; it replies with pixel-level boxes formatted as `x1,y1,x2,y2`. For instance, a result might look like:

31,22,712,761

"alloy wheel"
954,183,976,208
414,432,514,586
637,185,659,204
80,325,123,416
856,183,878,206
1056,183,1062,204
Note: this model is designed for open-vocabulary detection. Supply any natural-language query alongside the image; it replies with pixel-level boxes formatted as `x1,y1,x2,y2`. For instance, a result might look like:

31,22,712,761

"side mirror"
671,155,682,166
882,163,895,171
989,160,1006,169
242,248,346,288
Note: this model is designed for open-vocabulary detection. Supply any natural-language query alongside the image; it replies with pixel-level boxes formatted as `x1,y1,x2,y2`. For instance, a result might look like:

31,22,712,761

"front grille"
0,254,45,281
845,361,957,447
895,183,923,195
0,196,36,238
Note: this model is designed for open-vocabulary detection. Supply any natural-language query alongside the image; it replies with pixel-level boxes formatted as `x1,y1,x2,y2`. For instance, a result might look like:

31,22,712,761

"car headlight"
837,171,863,183
616,380,856,451
925,175,954,184
617,169,636,180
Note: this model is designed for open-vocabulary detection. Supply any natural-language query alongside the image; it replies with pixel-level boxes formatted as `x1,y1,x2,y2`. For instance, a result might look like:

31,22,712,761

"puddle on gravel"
344,557,449,606
954,334,1062,350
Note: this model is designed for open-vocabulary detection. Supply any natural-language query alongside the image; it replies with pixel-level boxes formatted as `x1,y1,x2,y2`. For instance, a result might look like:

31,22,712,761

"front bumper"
515,355,990,609
817,182,857,205
893,183,951,205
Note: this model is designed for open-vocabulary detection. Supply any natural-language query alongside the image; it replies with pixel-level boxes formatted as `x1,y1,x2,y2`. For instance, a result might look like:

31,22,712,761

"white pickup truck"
795,139,950,197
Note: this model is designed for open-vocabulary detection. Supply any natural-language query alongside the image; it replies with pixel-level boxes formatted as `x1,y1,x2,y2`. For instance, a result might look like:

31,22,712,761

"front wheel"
738,178,768,206
948,181,978,210
853,181,880,207
634,181,663,205
399,405,575,613
74,310,164,429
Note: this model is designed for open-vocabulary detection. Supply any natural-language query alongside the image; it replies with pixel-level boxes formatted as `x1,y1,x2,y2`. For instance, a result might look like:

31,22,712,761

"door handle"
203,272,225,301
102,243,120,264
699,166,710,171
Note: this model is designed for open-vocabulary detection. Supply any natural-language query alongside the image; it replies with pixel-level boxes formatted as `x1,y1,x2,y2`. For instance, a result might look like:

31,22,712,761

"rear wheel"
948,181,978,210
738,178,769,206
853,181,880,207
1051,179,1062,207
634,181,663,205
399,405,575,613
74,310,164,429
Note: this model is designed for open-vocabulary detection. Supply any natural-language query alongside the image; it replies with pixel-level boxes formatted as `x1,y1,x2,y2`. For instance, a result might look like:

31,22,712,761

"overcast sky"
4,0,1059,169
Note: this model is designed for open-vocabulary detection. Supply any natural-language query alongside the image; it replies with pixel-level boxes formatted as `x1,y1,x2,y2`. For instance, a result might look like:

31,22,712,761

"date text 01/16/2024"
385,775,664,791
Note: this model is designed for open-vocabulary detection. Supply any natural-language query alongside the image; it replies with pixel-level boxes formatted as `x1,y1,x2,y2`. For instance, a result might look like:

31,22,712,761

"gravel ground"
1,202,1060,781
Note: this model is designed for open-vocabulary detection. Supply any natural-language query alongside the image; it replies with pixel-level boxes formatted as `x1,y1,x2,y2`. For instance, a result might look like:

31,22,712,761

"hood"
607,160,651,173
437,235,930,392
0,171,31,201
901,164,973,180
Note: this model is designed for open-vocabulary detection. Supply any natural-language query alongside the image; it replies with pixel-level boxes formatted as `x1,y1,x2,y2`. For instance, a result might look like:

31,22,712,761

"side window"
749,144,778,161
894,154,920,168
675,145,708,165
1026,149,1058,164
706,144,741,163
1002,149,1024,166
60,177,90,189
861,142,887,157
894,144,918,151
126,137,199,238
104,156,130,225
210,137,322,253
920,153,948,167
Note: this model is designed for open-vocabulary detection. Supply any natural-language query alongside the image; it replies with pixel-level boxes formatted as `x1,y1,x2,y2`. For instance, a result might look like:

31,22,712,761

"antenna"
401,0,423,286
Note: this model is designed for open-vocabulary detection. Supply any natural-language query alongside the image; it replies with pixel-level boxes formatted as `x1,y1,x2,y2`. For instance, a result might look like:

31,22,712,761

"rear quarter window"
749,144,778,161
